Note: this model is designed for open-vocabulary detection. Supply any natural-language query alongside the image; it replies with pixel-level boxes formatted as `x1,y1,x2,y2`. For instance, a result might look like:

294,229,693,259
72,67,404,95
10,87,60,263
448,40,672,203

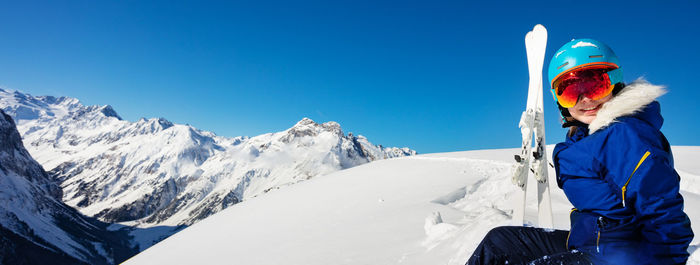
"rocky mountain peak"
54,96,81,107
0,110,61,198
286,118,321,138
282,118,345,143
0,109,20,142
292,117,343,133
0,109,136,265
294,117,316,127
1,89,417,235
99,105,122,120
321,121,342,135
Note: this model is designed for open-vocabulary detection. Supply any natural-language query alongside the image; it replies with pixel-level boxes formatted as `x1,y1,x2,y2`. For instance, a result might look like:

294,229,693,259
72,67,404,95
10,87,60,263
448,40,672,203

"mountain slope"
123,147,700,265
0,88,415,229
0,110,136,264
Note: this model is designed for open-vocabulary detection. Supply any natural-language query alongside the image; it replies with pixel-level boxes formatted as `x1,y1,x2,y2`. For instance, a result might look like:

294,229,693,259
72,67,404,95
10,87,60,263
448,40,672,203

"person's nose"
577,95,593,105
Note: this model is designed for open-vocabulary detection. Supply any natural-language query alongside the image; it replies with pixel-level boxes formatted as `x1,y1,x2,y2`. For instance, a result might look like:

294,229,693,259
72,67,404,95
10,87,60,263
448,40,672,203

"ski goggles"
551,66,617,108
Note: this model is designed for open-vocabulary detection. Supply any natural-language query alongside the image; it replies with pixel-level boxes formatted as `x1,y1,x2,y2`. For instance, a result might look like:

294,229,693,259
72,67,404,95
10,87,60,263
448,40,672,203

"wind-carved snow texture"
0,88,416,234
0,109,136,265
420,157,517,263
122,148,700,265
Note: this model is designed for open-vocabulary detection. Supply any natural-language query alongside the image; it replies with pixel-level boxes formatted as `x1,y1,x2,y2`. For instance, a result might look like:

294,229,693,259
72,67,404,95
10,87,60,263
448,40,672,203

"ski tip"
525,24,547,45
533,24,548,34
526,24,547,41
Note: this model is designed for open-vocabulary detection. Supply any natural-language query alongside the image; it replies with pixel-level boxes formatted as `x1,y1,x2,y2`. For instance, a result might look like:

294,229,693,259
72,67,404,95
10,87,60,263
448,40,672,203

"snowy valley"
0,88,415,262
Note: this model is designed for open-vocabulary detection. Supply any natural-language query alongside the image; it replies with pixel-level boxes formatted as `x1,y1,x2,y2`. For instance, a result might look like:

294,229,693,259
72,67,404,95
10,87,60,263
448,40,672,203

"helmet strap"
557,102,571,117
562,118,588,128
611,82,625,96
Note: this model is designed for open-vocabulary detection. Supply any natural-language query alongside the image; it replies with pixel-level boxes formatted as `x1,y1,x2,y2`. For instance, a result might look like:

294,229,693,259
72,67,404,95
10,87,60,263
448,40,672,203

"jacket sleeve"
628,152,694,265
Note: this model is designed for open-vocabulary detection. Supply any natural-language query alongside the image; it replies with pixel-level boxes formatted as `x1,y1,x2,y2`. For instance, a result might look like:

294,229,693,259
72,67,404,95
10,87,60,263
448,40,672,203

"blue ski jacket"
552,81,694,265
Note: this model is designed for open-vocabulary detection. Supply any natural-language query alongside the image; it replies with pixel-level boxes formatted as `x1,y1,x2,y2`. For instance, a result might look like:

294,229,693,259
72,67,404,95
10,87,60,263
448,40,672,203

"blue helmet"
548,38,623,94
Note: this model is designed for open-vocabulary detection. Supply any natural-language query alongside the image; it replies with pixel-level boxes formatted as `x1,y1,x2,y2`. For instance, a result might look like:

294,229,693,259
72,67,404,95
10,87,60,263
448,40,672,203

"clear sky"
1,0,698,153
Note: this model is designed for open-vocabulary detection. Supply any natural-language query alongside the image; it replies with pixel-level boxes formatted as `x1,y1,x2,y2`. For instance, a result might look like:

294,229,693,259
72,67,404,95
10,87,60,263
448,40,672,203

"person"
466,38,694,265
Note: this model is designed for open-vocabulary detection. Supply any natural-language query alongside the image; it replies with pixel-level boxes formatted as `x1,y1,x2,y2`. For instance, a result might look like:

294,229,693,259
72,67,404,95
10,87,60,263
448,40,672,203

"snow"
0,171,89,261
3,88,698,263
92,242,112,265
124,147,700,264
0,88,415,229
0,108,107,263
126,225,185,251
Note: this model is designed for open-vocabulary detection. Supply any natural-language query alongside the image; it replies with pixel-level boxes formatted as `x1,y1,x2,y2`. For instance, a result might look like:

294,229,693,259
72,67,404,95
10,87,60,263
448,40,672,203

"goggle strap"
612,82,626,95
606,68,623,85
549,88,558,102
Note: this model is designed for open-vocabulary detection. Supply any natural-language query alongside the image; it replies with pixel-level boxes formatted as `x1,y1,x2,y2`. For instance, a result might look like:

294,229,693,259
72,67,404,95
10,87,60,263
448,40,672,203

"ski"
512,24,553,228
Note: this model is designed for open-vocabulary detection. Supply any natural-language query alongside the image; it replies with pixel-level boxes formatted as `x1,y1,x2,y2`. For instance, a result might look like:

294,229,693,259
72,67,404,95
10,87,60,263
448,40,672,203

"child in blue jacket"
467,39,693,265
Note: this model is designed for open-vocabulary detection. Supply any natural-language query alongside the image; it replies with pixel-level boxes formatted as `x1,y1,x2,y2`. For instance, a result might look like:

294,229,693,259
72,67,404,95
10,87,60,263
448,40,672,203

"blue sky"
1,0,698,153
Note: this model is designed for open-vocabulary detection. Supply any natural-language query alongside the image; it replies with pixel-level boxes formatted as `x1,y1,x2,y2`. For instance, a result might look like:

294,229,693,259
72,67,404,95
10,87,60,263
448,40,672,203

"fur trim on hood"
589,79,667,134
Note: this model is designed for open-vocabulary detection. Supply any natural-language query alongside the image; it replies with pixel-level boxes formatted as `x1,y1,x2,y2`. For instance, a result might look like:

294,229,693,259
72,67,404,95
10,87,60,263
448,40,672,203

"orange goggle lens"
553,67,614,108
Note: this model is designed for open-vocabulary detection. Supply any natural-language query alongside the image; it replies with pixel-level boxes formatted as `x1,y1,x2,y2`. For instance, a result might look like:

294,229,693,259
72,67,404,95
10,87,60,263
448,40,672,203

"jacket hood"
589,79,667,134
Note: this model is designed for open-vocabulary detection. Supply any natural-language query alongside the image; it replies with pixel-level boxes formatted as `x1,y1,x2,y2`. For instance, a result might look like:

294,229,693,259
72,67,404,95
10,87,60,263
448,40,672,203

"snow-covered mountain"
0,109,136,264
124,147,700,265
0,88,416,232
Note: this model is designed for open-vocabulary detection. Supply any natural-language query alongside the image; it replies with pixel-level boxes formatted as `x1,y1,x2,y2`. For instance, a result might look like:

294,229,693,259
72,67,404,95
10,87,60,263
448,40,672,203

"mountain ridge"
0,109,137,264
0,88,416,252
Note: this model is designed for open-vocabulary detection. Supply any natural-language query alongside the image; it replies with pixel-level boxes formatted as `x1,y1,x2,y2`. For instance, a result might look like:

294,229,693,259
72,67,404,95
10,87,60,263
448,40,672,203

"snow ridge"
0,109,135,265
0,88,416,232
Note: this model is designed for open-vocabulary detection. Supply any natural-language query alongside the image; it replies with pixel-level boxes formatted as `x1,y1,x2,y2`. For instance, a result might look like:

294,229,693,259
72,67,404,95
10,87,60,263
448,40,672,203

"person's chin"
581,115,596,124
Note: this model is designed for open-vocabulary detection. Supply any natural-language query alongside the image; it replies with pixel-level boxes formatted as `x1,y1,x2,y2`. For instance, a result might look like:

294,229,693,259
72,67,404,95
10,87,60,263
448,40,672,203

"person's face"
567,93,613,124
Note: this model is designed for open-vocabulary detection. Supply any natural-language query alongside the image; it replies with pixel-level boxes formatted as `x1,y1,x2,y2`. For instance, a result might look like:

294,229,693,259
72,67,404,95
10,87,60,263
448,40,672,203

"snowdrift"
125,147,700,265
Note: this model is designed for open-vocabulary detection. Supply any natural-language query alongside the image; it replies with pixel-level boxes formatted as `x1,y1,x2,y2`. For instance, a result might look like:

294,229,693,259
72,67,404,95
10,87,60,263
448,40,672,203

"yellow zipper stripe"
621,151,651,207
566,208,577,250
596,231,601,252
